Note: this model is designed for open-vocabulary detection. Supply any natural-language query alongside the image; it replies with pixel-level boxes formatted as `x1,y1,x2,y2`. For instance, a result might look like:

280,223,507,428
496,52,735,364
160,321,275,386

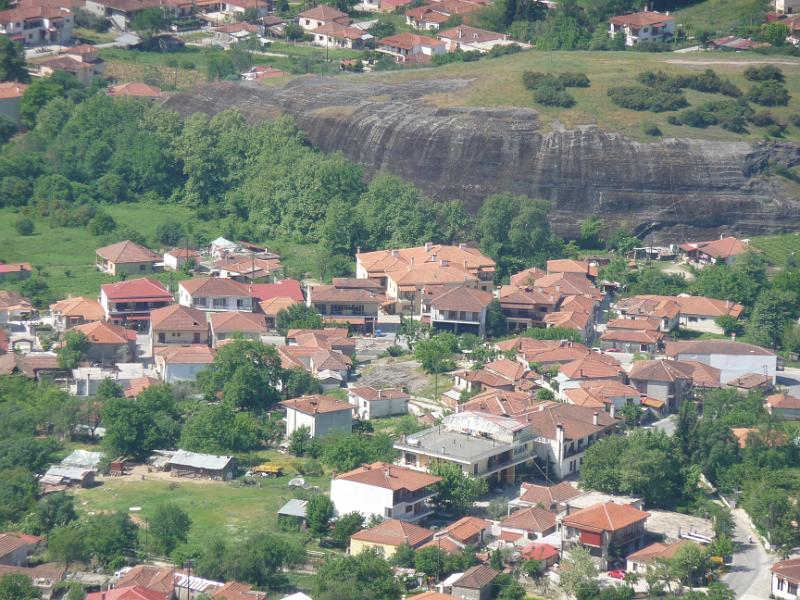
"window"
789,582,798,595
405,505,413,513
158,333,165,343
139,264,146,272
193,333,202,343
213,298,227,308
195,297,207,307
236,298,247,309
777,578,785,591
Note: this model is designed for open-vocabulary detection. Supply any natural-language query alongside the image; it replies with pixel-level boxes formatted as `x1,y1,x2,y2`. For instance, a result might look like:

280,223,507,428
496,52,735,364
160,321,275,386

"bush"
666,115,681,125
608,86,688,112
387,345,404,357
180,59,196,70
74,8,111,32
677,100,752,133
487,43,522,58
642,122,662,136
15,217,35,236
557,72,590,88
632,40,672,52
744,64,784,82
522,71,560,90
747,81,790,106
767,123,787,138
534,85,575,107
636,69,740,97
749,110,776,127
790,113,800,128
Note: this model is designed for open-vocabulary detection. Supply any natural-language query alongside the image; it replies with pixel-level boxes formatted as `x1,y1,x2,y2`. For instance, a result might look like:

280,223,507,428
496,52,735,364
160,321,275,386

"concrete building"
330,462,441,522
178,277,253,313
450,565,499,600
423,284,493,337
628,359,695,414
150,304,208,352
665,340,777,384
209,311,266,346
71,320,137,364
280,394,353,437
348,386,409,420
153,345,214,383
393,411,537,484
95,240,159,276
99,278,173,330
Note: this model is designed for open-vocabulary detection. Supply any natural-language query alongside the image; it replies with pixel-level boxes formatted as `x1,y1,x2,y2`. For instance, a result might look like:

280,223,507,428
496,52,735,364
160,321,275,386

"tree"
746,289,796,348
579,216,603,249
180,404,260,454
559,547,598,598
669,543,707,586
130,6,172,40
390,544,416,567
485,299,507,338
81,512,138,567
21,71,85,128
224,532,304,589
0,468,37,525
760,21,789,46
307,494,335,537
102,386,181,460
0,115,16,145
276,304,324,336
288,425,312,456
0,37,28,83
57,330,90,369
429,461,488,516
606,228,638,254
415,546,447,579
315,550,403,600
318,432,396,472
33,493,77,533
714,315,741,336
64,583,87,600
282,367,323,399
155,220,185,247
88,211,117,236
47,525,89,565
150,502,191,556
14,217,34,236
197,339,282,411
332,512,364,547
0,573,40,600
490,547,504,569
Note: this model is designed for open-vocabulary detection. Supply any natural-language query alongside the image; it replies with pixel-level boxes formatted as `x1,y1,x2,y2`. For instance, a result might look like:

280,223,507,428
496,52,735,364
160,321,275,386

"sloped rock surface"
164,77,800,240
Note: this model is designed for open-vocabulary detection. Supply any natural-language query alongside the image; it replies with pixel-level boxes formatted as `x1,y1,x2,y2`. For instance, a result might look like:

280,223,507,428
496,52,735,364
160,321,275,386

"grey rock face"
163,77,800,241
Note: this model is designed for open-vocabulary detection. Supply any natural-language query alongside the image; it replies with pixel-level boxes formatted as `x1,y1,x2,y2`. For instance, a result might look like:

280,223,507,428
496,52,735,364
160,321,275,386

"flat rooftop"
566,490,643,511
647,509,714,542
395,428,512,464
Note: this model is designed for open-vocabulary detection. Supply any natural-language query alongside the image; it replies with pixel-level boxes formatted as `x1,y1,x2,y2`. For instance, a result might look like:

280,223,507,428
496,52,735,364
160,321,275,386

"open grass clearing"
368,49,800,142
751,232,800,267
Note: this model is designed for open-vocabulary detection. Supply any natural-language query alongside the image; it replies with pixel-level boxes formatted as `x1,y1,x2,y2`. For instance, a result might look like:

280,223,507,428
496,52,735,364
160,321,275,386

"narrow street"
722,508,773,599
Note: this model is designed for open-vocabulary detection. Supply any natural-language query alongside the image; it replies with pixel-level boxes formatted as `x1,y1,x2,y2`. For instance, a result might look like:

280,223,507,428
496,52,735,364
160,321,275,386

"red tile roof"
298,4,348,19
437,516,490,543
519,481,581,507
348,387,409,402
546,259,598,278
101,278,172,302
335,462,440,491
460,390,541,418
280,394,352,415
766,392,800,409
180,277,251,297
520,542,559,561
428,285,493,312
563,501,650,533
249,280,304,302
108,82,162,98
115,565,174,594
665,339,775,357
627,540,696,563
772,557,800,584
609,10,674,27
501,506,557,534
509,267,546,287
154,345,215,364
452,564,499,589
86,586,169,600
50,296,105,321
351,518,433,547
209,311,266,333
379,32,445,49
73,320,136,345
150,304,207,331
96,240,158,264
680,236,748,260
0,81,28,99
124,376,160,398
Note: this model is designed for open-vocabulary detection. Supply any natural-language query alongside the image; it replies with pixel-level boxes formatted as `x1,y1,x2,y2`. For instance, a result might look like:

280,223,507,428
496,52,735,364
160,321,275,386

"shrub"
749,110,776,127
642,122,662,136
790,114,800,128
15,217,35,236
747,80,790,106
557,72,590,88
534,85,575,107
666,115,681,125
744,64,784,82
522,71,561,90
180,60,196,70
608,86,688,112
632,40,672,52
679,107,716,128
677,100,752,133
488,43,521,58
636,70,682,93
767,123,787,138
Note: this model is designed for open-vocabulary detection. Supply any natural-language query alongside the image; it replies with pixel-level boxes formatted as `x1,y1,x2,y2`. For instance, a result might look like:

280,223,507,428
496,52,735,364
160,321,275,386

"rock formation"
164,77,800,241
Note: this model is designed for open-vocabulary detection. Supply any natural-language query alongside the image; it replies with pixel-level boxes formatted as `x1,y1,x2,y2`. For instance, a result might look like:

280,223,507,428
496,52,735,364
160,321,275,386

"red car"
608,569,626,580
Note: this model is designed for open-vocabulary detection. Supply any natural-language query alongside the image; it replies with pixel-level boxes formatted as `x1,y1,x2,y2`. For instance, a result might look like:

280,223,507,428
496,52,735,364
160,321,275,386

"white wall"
331,479,393,520
675,351,776,384
163,362,208,383
772,573,800,600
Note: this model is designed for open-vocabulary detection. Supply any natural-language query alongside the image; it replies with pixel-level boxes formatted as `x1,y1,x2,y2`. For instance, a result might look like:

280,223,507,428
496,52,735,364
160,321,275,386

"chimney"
459,243,465,249
391,249,400,257
440,259,449,267
356,246,361,254
592,411,599,426
425,242,433,252
610,404,616,419
556,423,564,445
731,332,736,341
458,27,462,38
411,257,415,266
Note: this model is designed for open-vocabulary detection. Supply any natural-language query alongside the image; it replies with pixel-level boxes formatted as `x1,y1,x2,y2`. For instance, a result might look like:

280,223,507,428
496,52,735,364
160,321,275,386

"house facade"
209,311,266,346
178,278,254,312
280,395,353,437
628,359,693,413
665,340,777,385
99,278,173,330
71,320,137,363
307,281,385,334
153,345,214,383
95,240,159,276
348,386,409,420
497,285,559,332
423,284,493,337
330,462,441,522
349,519,433,558
773,557,800,600
608,11,675,46
378,32,446,62
0,4,73,46
149,304,208,352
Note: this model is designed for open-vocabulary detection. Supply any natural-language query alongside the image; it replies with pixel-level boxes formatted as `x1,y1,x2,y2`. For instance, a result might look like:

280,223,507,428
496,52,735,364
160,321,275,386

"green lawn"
369,49,800,142
672,0,769,35
73,27,119,45
751,232,800,267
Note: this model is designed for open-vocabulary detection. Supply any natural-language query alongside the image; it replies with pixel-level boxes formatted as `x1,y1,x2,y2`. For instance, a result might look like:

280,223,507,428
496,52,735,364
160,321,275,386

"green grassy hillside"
371,50,800,142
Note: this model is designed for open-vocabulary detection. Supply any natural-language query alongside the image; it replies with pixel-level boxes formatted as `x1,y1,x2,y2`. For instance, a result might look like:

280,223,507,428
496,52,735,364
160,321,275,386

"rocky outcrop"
164,77,800,241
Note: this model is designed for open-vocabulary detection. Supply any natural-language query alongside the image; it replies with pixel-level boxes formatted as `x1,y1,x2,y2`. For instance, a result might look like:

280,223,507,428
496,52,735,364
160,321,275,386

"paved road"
722,508,772,600
778,366,800,396
651,415,676,436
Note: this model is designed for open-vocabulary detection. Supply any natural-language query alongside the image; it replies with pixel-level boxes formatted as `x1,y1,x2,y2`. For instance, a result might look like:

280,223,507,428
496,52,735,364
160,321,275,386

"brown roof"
559,355,622,380
50,297,105,321
0,533,37,560
209,311,266,334
546,259,598,278
179,277,251,297
72,320,135,345
544,310,591,331
498,285,558,308
84,0,163,11
418,535,463,555
335,462,440,491
211,582,265,600
259,296,300,316
403,7,450,23
436,24,506,44
606,318,661,331
766,392,800,409
150,304,207,332
524,403,619,442
298,3,347,19
153,345,214,364
461,390,541,418
108,82,162,98
358,244,494,283
485,358,526,381
116,565,174,594
310,285,385,304
501,506,558,534
96,240,158,264
616,295,679,320
101,278,172,302
452,564,499,590
280,395,352,415
674,295,743,319
348,387,409,402
680,236,748,260
17,353,62,377
600,329,663,344
351,518,433,547
519,482,581,507
609,10,674,27
563,501,650,533
312,21,366,40
0,81,28,99
728,372,772,389
509,267,546,287
437,516,490,543
627,540,696,563
629,359,692,383
332,278,383,289
533,272,598,296
680,360,722,388
665,340,775,358
772,557,800,584
124,376,160,398
214,21,259,33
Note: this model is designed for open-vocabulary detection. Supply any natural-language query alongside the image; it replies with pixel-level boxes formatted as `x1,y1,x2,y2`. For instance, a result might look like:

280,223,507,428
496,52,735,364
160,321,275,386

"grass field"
369,50,800,142
672,0,768,35
0,203,324,299
751,232,800,267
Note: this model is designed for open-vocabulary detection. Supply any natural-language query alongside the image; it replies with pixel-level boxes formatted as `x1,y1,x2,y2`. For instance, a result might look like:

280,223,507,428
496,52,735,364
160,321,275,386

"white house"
153,345,214,383
776,0,800,13
772,557,800,599
377,32,446,63
423,284,493,338
665,340,777,385
178,277,253,312
297,4,349,31
0,4,73,46
608,11,675,46
330,462,441,522
348,386,409,420
280,395,353,438
164,248,201,271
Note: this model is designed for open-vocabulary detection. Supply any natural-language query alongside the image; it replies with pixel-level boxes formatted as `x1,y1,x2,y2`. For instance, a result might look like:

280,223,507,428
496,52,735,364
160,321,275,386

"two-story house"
772,557,800,600
0,4,73,46
665,339,777,385
50,297,105,330
562,501,650,569
377,32,446,62
95,240,159,276
330,462,441,522
307,280,386,334
614,295,680,333
497,285,560,332
394,411,538,484
608,11,675,46
422,284,493,337
350,519,433,558
178,278,253,313
99,278,173,330
280,394,353,438
149,304,208,353
628,359,694,413
209,311,266,347
348,386,409,420
499,506,558,543
70,320,137,364
297,4,349,31
679,236,748,266
508,481,582,513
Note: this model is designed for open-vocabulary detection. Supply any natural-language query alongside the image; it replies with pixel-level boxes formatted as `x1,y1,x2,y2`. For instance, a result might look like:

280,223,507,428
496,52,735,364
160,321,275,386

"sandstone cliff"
164,77,800,241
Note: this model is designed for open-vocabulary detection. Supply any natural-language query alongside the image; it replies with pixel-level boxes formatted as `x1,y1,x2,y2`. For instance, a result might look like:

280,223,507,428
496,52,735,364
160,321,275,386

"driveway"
651,415,676,436
722,508,772,599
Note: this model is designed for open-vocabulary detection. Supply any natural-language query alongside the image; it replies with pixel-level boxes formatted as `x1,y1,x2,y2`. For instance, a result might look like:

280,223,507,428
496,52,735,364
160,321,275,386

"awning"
641,397,665,409
123,315,150,321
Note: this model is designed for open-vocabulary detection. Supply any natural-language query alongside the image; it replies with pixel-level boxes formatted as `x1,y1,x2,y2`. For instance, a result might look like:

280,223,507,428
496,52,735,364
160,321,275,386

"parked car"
608,569,626,580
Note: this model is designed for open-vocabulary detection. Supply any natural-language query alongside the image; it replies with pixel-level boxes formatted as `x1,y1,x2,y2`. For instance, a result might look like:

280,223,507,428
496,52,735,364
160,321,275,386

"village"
0,228,798,600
